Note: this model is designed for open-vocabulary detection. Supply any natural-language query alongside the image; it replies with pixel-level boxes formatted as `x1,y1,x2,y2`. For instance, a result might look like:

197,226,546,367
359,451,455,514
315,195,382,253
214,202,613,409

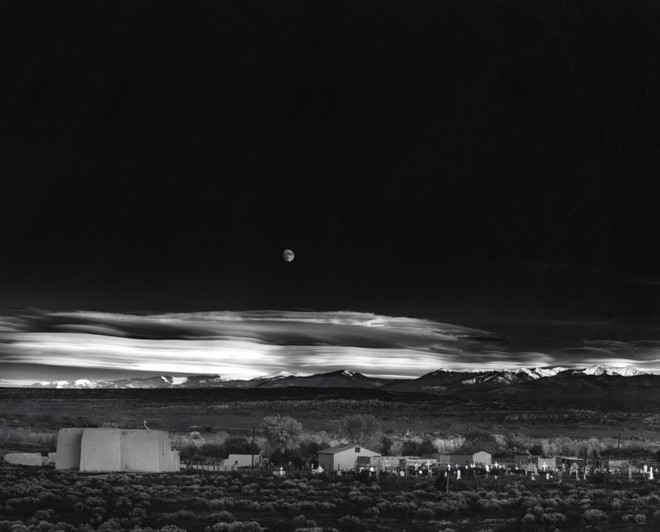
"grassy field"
0,388,658,440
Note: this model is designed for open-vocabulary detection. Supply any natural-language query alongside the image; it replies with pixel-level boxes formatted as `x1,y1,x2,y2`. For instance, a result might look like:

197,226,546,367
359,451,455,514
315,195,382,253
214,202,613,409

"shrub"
413,507,435,520
338,515,362,531
129,507,147,519
292,515,316,528
206,522,263,532
31,509,54,523
520,514,535,529
209,512,235,523
582,509,608,526
542,512,567,526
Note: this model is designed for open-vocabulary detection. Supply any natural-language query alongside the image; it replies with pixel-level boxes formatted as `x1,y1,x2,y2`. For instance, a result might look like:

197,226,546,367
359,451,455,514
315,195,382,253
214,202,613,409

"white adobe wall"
155,432,180,472
4,453,44,466
55,428,84,470
472,451,492,466
80,429,121,471
120,430,162,472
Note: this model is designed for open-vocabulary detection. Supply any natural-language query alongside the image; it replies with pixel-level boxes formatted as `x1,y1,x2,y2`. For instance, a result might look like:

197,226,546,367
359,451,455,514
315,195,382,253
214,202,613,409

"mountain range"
26,365,650,391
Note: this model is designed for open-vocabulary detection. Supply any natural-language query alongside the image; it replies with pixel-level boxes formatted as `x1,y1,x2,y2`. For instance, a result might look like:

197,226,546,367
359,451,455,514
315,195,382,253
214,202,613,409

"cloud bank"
0,309,659,384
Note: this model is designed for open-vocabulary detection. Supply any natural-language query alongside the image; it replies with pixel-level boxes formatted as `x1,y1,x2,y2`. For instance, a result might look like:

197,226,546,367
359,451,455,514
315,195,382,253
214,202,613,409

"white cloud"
0,310,657,380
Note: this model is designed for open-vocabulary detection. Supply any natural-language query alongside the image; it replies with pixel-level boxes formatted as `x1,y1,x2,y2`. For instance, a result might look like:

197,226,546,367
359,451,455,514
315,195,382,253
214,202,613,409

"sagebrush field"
2,468,660,531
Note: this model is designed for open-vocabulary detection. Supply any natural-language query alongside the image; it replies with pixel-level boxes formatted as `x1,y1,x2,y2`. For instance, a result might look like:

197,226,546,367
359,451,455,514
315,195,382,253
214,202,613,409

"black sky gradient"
1,0,660,320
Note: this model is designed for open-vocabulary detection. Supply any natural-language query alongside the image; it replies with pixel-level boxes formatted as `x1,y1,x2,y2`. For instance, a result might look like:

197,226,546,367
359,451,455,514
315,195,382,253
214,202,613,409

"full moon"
282,249,295,262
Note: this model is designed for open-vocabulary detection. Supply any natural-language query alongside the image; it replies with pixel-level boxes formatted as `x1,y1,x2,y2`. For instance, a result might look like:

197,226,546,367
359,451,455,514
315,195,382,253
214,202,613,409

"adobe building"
515,454,559,471
376,456,438,475
317,444,380,471
55,428,180,472
441,451,492,467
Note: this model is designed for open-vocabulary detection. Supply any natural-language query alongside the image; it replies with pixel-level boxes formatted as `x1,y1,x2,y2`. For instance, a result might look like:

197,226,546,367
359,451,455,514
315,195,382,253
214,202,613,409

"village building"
560,456,585,468
514,455,532,469
374,456,438,474
439,451,492,467
515,455,560,471
606,459,631,473
317,444,380,471
536,456,558,471
55,428,180,472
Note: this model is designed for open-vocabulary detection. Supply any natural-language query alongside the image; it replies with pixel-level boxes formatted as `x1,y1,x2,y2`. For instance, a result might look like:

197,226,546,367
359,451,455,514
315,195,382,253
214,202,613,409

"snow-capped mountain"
23,365,650,389
35,379,104,389
573,365,648,377
161,376,189,385
516,367,572,379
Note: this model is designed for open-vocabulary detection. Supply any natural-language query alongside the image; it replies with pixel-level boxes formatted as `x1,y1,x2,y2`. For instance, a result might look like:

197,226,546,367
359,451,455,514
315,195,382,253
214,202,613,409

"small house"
607,459,630,472
317,444,380,471
515,455,559,471
514,455,532,468
536,456,558,471
374,456,437,474
447,451,492,467
560,456,585,468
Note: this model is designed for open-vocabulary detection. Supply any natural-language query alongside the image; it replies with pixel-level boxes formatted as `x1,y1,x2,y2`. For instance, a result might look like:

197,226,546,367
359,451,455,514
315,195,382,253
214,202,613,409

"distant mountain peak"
516,367,572,379
20,364,651,390
251,370,309,380
160,376,189,385
570,365,647,377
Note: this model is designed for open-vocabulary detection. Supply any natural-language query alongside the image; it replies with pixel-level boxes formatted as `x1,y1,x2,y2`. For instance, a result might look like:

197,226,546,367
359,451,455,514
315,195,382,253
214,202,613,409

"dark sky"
2,0,660,320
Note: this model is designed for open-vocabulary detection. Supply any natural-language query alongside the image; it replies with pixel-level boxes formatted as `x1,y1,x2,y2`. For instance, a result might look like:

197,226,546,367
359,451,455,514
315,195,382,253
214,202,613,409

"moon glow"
283,249,295,262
